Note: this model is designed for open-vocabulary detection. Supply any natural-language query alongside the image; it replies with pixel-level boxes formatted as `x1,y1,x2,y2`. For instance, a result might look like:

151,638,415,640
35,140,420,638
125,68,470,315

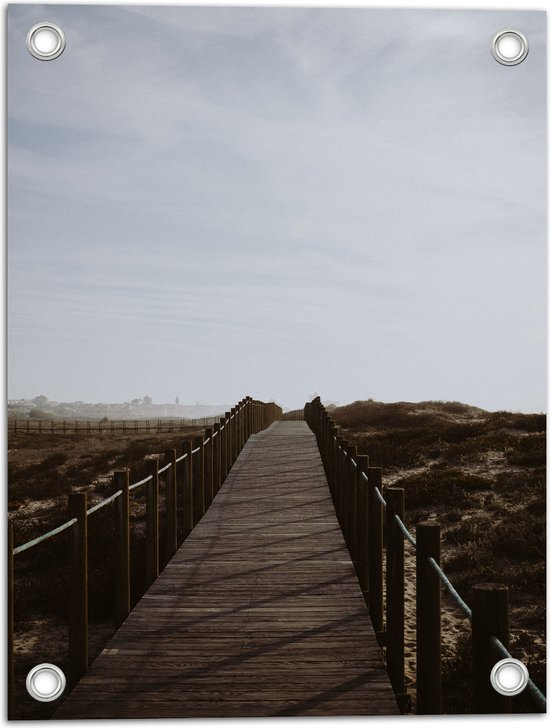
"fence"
304,396,546,715
8,396,282,718
8,417,222,436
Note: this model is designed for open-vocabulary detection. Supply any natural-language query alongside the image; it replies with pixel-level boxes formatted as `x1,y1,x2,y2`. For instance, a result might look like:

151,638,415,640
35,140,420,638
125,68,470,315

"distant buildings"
8,394,230,420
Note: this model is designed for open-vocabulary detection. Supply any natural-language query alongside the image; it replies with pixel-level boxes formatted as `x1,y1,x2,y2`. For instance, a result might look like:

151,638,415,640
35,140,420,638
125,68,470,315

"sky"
7,5,546,412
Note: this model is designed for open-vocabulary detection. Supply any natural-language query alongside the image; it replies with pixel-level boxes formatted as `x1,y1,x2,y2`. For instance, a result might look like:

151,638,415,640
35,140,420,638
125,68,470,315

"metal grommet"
490,658,529,697
26,664,66,702
26,22,66,61
491,28,529,66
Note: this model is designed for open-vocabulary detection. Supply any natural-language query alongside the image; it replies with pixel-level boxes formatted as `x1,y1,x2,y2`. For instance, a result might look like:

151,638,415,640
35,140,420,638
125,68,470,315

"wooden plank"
55,422,397,718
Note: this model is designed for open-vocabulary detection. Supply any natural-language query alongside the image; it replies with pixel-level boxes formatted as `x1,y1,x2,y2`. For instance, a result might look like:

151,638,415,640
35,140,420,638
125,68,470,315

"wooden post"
367,467,384,634
321,417,332,484
329,428,338,506
471,583,511,713
385,487,406,702
220,415,228,482
164,449,178,563
355,455,370,599
341,441,349,533
213,423,221,495
347,445,358,564
416,521,441,714
145,459,159,587
225,411,232,473
239,401,244,448
204,428,214,509
8,522,14,719
335,437,345,527
344,444,357,552
192,436,205,524
68,492,88,686
321,413,328,466
227,408,233,468
114,471,130,628
181,442,193,540
326,422,335,494
245,397,251,442
230,407,237,465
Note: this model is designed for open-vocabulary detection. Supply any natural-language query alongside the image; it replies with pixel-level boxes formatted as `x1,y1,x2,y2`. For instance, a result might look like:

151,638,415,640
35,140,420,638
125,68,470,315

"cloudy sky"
8,5,546,411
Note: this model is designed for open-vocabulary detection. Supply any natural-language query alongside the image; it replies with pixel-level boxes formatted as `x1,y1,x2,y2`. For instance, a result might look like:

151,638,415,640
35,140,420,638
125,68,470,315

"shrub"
394,469,491,510
28,408,53,419
445,518,491,546
505,433,546,468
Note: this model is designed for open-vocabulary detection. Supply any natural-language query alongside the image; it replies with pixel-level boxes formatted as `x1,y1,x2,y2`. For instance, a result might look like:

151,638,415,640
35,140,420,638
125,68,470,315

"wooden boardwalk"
55,421,398,718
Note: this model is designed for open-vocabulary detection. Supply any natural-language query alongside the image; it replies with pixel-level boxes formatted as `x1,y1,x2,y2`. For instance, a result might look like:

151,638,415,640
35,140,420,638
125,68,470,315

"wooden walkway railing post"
328,422,336,498
114,470,130,627
340,437,348,527
204,429,214,509
471,583,511,713
146,459,159,585
164,450,178,562
8,522,14,720
323,417,330,481
181,443,193,541
222,414,229,480
332,427,340,497
247,397,253,438
238,400,245,451
337,440,346,535
193,436,205,524
416,521,441,714
333,436,344,528
234,404,239,459
227,409,233,469
322,416,330,484
340,440,350,535
68,492,88,686
355,454,370,599
366,467,384,635
229,407,236,466
385,487,406,704
213,423,221,495
345,443,357,556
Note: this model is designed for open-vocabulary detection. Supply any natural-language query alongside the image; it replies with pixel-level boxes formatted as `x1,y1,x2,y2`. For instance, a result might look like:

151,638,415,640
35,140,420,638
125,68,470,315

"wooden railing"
8,396,282,717
304,396,546,715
